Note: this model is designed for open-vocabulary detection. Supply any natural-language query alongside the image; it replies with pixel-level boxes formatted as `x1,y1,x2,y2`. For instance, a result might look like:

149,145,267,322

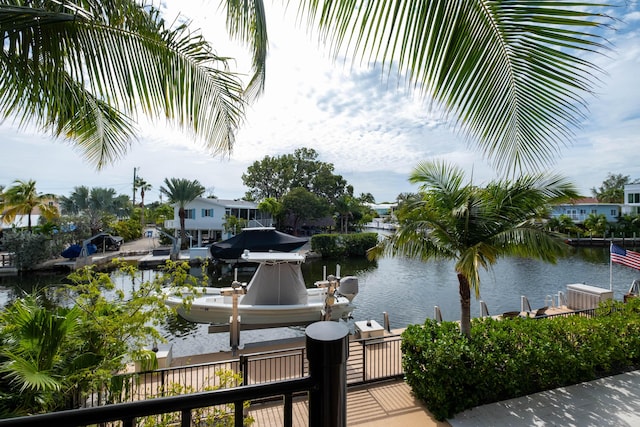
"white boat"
164,251,358,325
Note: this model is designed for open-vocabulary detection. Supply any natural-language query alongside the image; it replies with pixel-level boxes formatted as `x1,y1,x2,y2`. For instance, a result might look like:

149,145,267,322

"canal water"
1,245,639,358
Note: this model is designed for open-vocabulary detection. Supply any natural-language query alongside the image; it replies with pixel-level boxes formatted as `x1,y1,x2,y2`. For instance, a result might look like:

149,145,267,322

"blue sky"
1,2,639,204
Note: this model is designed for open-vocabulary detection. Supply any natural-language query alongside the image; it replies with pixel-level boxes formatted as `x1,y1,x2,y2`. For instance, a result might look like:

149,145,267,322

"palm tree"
135,178,152,228
230,1,610,174
159,178,205,246
0,180,58,232
0,1,245,169
368,161,580,337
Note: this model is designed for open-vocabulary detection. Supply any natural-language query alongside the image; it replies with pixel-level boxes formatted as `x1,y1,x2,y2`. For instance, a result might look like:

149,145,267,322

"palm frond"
298,0,611,173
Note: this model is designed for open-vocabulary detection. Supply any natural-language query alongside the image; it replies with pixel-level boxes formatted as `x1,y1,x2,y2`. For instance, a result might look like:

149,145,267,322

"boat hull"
165,288,354,325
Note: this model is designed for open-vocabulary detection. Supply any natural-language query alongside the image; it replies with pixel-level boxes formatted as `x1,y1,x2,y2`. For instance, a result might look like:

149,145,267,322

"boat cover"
241,261,309,305
210,228,308,260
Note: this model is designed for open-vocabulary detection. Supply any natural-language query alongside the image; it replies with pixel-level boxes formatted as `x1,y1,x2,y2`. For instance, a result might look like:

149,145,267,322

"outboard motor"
338,276,359,302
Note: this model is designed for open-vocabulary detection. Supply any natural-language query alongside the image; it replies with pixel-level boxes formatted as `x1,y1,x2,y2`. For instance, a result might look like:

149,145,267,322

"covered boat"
209,227,308,261
164,251,358,325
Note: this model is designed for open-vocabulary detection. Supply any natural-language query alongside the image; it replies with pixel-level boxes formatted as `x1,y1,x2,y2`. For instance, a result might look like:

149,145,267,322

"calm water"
2,245,639,357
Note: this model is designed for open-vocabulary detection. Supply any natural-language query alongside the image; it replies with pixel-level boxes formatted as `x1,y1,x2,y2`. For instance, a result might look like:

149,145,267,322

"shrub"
311,232,378,258
0,230,54,270
402,299,640,420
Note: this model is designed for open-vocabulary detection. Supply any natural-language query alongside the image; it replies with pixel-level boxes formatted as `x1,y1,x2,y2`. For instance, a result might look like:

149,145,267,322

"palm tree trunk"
179,208,186,248
457,273,472,338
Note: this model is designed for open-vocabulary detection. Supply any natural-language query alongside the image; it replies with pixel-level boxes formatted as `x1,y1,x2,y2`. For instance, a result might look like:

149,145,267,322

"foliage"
0,260,206,416
58,186,131,235
146,203,175,227
583,213,609,236
0,179,58,232
0,230,54,270
288,1,611,174
281,188,330,234
545,214,580,235
242,148,350,202
110,218,143,241
223,215,248,235
0,1,245,168
137,371,254,427
610,215,640,237
369,160,579,337
160,178,205,248
591,173,638,203
311,232,378,258
402,299,640,421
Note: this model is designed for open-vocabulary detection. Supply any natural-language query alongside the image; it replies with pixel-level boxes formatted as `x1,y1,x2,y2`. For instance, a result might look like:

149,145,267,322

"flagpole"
609,242,613,291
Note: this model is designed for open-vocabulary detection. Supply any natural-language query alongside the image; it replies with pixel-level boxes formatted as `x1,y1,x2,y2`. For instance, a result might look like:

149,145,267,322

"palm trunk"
457,272,472,338
179,208,186,248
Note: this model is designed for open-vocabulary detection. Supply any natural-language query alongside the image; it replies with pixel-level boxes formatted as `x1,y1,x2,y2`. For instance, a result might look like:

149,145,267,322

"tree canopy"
591,173,639,203
242,148,350,202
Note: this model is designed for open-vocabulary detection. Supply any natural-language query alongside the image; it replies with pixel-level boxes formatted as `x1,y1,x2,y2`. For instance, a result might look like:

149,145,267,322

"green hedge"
310,232,378,258
401,298,640,421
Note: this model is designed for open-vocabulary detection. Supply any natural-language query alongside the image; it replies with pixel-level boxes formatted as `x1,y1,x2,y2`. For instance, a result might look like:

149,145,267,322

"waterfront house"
549,197,620,223
623,183,640,215
164,198,272,246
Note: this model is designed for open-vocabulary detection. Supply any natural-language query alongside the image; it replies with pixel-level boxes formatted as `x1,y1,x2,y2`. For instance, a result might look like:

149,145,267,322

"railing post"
306,321,349,427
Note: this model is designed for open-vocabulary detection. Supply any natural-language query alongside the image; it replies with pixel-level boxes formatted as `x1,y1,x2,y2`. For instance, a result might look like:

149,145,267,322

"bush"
0,230,54,270
110,218,142,241
311,232,378,258
402,299,640,420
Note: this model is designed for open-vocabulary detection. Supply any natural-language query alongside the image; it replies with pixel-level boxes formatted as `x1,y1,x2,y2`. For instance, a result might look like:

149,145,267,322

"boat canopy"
210,227,308,260
240,252,309,306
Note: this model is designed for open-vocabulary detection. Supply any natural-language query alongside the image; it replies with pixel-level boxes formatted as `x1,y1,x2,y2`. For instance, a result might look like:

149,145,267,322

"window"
590,209,597,215
201,208,214,217
611,209,618,216
185,209,195,219
629,193,640,203
579,209,587,215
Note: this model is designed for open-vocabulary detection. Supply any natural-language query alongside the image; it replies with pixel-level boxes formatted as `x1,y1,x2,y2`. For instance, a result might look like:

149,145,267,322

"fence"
84,333,404,407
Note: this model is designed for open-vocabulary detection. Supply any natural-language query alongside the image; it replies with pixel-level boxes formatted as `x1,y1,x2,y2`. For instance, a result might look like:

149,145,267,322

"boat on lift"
164,250,358,326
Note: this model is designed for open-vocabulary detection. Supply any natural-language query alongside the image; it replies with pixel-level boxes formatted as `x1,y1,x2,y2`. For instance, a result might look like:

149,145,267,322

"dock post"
306,321,349,427
383,311,391,332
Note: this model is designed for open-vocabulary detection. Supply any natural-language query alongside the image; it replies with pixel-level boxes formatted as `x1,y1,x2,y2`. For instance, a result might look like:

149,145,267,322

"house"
164,198,272,246
622,183,640,215
549,197,620,223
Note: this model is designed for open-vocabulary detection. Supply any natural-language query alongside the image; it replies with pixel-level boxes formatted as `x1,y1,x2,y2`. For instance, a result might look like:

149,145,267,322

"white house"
623,183,640,215
164,198,272,246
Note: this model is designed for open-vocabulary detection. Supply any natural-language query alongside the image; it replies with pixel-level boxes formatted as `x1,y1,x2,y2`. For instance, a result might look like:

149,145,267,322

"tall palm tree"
229,1,611,174
135,178,152,228
0,179,58,232
0,1,245,168
368,161,580,337
159,178,205,246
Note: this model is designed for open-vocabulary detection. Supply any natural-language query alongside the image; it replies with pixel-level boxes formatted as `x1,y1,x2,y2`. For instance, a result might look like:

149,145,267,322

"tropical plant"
0,179,58,232
0,0,245,168
583,213,609,237
229,1,611,174
368,160,580,337
0,230,54,270
591,173,638,203
135,177,152,227
59,186,130,234
159,178,205,247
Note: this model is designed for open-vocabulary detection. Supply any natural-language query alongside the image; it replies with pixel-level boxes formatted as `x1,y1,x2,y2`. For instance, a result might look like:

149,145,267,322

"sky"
1,2,639,204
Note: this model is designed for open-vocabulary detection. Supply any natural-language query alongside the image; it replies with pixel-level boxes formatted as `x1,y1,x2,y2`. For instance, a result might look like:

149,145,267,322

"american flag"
610,244,640,271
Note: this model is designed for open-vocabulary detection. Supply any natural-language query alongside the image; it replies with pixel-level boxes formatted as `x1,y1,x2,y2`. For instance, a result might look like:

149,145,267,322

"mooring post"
306,321,349,427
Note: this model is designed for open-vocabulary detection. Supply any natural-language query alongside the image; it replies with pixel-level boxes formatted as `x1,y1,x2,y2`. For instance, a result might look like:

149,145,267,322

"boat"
209,227,308,261
164,250,358,325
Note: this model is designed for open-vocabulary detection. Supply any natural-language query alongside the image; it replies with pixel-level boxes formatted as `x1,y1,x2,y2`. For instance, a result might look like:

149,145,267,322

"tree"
0,1,245,168
229,1,611,174
591,173,637,203
583,213,609,237
281,188,329,234
257,197,284,229
0,179,58,232
135,178,152,228
368,161,579,337
242,148,349,202
160,178,205,246
59,186,130,234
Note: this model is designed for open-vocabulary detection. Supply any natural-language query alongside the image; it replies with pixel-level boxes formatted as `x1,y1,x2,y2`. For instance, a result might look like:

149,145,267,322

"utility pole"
132,167,138,206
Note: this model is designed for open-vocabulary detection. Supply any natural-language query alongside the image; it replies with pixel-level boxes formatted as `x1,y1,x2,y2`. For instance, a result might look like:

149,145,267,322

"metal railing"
0,253,14,268
83,333,404,407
